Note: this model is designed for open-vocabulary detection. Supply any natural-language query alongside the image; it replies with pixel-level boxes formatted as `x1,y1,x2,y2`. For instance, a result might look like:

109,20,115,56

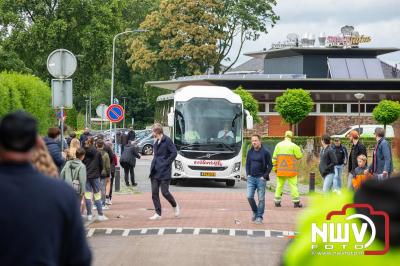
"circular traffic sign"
106,104,124,123
47,49,77,78
96,104,108,118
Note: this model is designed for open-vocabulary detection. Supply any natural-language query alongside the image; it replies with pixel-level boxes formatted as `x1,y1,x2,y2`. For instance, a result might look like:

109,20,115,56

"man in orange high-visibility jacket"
272,131,303,208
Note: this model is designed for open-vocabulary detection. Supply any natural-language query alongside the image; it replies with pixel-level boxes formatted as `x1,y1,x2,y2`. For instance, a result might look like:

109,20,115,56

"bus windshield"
174,98,242,151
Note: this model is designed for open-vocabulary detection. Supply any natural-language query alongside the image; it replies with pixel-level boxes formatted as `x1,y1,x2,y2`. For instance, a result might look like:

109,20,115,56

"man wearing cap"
0,111,91,265
272,131,304,208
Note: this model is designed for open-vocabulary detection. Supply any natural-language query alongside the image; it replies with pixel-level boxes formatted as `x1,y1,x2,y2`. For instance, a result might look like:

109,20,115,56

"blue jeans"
333,165,344,190
247,176,266,220
323,173,335,193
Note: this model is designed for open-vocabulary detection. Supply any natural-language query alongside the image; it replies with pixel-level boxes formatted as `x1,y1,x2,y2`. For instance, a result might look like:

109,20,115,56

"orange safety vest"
352,173,372,190
276,154,298,177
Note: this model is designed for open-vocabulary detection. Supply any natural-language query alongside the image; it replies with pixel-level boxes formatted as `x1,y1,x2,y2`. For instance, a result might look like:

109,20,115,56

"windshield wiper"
179,143,201,150
206,141,234,151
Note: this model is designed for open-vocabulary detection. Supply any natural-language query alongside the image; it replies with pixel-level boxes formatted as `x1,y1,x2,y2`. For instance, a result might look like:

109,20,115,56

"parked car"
332,125,394,138
133,131,156,155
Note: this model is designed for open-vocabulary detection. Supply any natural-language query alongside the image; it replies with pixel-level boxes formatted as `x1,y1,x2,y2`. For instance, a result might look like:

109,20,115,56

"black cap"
0,111,37,152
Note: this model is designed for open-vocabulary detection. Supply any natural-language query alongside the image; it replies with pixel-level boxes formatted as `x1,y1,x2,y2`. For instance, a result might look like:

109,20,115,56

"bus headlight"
232,162,241,173
175,160,183,171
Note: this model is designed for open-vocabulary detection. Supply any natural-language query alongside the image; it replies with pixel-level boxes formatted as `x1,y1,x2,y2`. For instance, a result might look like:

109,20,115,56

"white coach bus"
154,85,253,187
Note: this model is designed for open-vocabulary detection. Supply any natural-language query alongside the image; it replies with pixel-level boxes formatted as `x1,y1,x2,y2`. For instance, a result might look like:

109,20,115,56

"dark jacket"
0,163,91,265
246,145,273,180
120,144,141,167
331,144,348,165
43,136,65,171
319,146,338,178
83,146,103,179
150,135,177,180
354,176,400,246
127,130,136,142
369,138,393,175
121,133,129,145
348,140,367,174
79,132,91,146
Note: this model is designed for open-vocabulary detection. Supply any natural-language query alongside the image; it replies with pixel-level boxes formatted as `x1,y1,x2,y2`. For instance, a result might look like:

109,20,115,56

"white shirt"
217,130,234,139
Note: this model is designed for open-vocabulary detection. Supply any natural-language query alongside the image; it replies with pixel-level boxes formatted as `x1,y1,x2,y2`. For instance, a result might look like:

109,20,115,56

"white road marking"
265,230,271,237
193,228,200,235
140,228,148,234
212,228,218,234
229,229,235,236
247,230,253,236
158,228,165,235
87,228,95,238
122,229,130,237
176,228,183,233
105,228,113,234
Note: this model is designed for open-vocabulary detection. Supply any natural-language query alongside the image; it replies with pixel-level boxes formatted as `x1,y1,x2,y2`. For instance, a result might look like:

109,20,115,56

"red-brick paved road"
89,192,307,231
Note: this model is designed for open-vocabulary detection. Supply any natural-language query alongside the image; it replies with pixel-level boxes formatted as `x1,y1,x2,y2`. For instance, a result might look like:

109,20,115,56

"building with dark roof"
147,46,400,136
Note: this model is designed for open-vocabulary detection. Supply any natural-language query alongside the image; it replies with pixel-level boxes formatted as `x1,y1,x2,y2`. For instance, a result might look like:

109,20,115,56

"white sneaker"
102,205,109,210
87,215,93,221
97,215,109,221
149,214,161,220
173,204,180,217
106,199,112,205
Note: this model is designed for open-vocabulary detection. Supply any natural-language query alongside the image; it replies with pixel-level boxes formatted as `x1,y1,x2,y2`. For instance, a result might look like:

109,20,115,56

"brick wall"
325,116,376,135
244,115,268,137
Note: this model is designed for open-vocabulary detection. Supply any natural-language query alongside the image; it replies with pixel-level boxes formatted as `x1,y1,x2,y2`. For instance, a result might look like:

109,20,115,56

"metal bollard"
115,166,121,192
309,172,315,192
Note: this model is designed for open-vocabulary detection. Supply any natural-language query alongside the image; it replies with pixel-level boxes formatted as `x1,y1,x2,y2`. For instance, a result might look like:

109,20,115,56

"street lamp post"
109,29,147,133
122,96,127,128
354,93,365,134
85,99,89,128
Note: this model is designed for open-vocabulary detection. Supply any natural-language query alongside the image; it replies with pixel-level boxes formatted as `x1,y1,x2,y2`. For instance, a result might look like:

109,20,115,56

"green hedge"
0,72,53,134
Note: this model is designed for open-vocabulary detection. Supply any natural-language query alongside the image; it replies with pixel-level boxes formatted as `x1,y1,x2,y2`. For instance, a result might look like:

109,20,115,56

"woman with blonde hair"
31,137,59,178
66,138,81,160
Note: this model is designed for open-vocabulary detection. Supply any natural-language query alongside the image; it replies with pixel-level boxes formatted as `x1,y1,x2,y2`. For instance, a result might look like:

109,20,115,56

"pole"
60,106,64,151
101,104,104,131
114,122,117,154
358,99,361,134
110,30,147,133
85,100,88,128
89,95,92,129
123,97,126,129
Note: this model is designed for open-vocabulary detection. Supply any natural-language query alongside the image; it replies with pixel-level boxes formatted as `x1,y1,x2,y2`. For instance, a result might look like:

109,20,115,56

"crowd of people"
245,128,394,224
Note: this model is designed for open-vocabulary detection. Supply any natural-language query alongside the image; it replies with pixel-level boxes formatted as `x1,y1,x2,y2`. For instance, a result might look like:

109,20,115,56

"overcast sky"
228,0,400,67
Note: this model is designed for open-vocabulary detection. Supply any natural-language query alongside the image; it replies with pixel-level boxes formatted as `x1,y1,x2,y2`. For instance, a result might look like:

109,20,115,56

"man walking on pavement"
365,127,393,180
79,127,91,146
347,130,367,190
149,123,180,220
332,137,348,191
246,134,272,224
0,111,91,265
272,131,304,208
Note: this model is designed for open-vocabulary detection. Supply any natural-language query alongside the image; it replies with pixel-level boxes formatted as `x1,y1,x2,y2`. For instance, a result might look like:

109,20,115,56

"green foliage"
127,0,279,75
0,72,53,134
234,86,261,123
76,112,86,131
275,89,314,129
372,100,400,129
65,106,78,130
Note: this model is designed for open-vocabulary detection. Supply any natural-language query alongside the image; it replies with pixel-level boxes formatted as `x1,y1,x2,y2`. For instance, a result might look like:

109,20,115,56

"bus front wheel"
226,180,235,187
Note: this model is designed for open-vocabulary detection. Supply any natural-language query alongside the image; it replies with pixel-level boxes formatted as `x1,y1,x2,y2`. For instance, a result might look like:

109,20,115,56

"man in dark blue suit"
149,123,180,220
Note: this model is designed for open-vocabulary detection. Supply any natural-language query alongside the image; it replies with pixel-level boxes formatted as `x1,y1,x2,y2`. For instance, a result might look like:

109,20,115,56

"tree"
234,86,261,124
0,72,53,134
372,100,400,130
275,89,314,133
127,0,278,76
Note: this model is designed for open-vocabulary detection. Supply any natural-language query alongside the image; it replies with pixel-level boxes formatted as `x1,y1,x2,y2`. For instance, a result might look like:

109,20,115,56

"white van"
331,125,394,138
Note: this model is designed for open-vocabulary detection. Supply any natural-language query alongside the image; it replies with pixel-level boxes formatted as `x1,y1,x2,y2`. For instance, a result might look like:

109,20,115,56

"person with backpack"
96,139,110,210
61,148,87,204
120,141,141,186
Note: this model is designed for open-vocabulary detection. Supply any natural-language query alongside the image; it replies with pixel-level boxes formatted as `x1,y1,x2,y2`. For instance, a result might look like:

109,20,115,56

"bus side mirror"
168,112,174,127
244,110,253,130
